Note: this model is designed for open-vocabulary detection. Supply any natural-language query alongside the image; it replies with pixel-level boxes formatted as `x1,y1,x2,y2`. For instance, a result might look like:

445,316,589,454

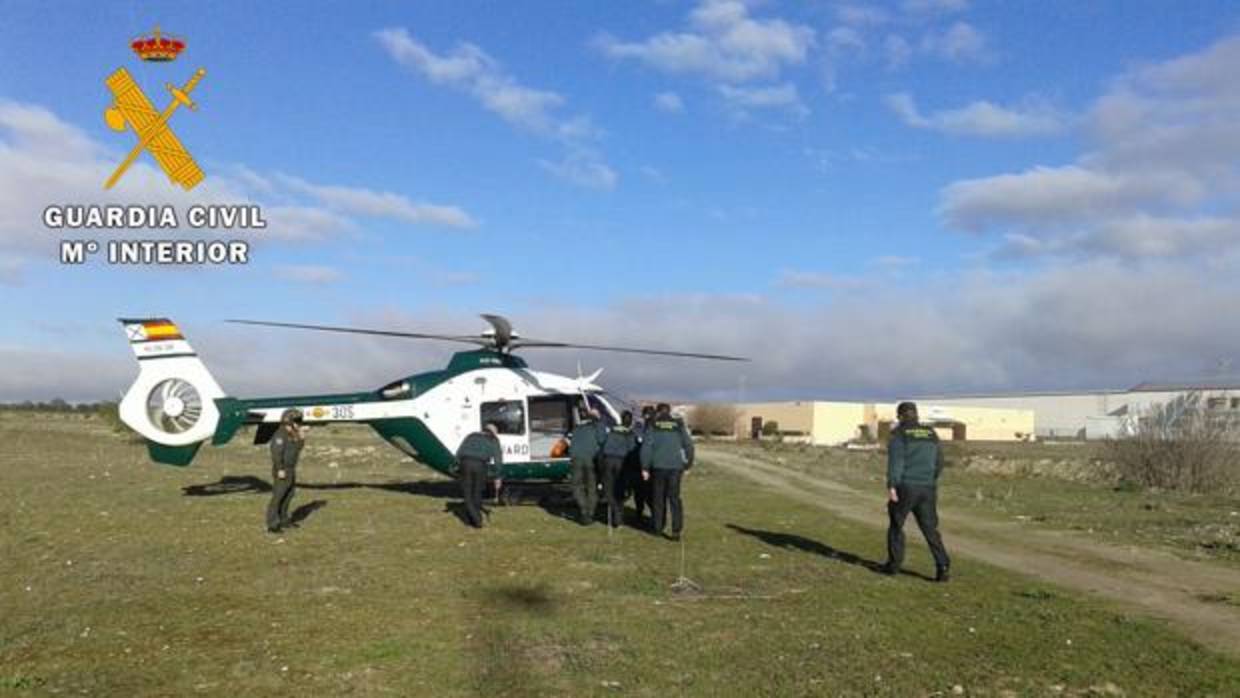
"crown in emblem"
130,26,186,62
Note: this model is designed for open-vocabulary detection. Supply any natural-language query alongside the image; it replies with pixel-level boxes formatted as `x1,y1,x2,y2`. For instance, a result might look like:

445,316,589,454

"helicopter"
115,314,747,485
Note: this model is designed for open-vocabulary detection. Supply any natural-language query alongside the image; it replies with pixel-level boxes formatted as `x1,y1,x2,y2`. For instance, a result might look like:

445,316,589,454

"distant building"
916,381,1240,439
728,401,1035,445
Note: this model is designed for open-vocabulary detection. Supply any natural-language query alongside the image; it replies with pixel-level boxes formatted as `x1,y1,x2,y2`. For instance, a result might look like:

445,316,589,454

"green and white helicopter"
116,314,746,484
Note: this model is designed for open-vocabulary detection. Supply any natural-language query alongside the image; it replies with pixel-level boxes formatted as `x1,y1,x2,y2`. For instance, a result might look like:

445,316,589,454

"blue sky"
2,1,1240,401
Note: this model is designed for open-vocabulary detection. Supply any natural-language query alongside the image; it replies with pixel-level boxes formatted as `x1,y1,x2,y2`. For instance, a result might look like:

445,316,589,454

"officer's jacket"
269,428,304,470
601,424,638,459
886,423,944,488
640,417,694,471
456,431,504,477
568,420,606,460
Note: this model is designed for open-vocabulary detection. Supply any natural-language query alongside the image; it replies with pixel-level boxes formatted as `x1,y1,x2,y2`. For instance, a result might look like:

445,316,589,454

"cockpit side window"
481,400,526,435
379,379,413,400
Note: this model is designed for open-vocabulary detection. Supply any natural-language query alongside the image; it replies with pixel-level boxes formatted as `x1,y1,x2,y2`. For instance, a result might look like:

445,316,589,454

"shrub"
761,420,780,437
1104,392,1240,493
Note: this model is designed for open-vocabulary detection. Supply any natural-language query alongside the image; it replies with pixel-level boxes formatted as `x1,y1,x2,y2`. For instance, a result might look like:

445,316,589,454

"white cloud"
653,91,685,113
939,34,1240,261
278,175,477,228
376,27,614,189
886,92,1069,137
717,83,809,117
826,26,866,54
883,34,913,69
594,0,815,83
871,255,919,269
537,149,619,191
903,0,969,14
640,165,668,184
775,269,866,290
920,21,988,63
274,265,344,284
375,28,569,135
836,4,890,27
942,165,1204,232
11,265,1240,402
0,255,22,286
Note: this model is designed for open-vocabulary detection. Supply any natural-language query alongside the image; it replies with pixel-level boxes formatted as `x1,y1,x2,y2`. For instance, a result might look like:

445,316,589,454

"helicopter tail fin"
117,318,227,466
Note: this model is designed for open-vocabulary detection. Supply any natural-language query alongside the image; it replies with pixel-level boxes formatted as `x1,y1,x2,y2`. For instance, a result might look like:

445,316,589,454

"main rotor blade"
479,314,513,347
226,319,491,346
513,340,749,362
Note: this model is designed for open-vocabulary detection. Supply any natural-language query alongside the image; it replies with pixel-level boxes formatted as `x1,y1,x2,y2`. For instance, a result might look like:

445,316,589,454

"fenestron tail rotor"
146,378,203,434
226,314,750,362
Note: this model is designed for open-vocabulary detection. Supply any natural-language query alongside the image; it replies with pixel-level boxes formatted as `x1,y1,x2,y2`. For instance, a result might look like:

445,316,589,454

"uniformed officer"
568,408,607,525
640,403,694,540
881,401,951,581
622,405,656,527
599,410,638,528
455,422,504,528
266,408,305,533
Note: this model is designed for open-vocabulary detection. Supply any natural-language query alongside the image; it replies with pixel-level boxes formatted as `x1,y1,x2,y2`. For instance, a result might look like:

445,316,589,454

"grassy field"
729,440,1240,567
4,413,1240,696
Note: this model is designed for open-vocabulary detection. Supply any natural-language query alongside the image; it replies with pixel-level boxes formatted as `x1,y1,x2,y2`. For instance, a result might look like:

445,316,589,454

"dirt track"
700,446,1240,657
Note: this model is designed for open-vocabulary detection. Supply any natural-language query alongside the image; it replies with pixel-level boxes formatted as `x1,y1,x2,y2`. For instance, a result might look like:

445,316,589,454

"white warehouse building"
918,381,1240,439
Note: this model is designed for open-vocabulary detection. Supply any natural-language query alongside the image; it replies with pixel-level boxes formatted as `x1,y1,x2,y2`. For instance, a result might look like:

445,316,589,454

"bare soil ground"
699,445,1240,657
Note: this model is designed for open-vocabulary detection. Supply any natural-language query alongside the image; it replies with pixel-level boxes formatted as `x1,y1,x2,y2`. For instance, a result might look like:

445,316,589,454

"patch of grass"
727,440,1240,566
2,417,1240,695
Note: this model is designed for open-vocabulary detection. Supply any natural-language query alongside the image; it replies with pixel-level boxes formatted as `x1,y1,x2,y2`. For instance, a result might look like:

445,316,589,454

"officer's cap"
280,408,304,424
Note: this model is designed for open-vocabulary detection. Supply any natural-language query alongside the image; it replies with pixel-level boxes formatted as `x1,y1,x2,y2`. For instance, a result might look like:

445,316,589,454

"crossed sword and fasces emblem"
103,67,206,190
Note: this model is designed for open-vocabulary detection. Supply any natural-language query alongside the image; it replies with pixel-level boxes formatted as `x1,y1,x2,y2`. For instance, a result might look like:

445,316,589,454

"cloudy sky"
1,1,1239,402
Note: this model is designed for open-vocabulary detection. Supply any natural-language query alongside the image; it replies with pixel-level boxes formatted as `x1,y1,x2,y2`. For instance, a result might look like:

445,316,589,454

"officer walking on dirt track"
569,408,607,525
267,408,305,533
641,403,694,541
880,401,951,581
455,422,504,528
600,410,638,528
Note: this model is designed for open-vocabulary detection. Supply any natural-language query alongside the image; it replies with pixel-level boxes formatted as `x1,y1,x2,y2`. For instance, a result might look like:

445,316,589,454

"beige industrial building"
918,381,1240,439
729,401,1035,445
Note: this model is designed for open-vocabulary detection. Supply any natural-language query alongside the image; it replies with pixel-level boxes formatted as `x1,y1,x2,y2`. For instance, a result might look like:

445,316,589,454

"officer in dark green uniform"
599,410,638,528
455,422,504,528
569,408,607,525
266,408,305,533
622,404,656,527
881,401,951,581
640,403,694,540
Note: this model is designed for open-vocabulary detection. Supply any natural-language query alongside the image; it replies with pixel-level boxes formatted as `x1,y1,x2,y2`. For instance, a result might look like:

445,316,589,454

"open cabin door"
528,395,577,460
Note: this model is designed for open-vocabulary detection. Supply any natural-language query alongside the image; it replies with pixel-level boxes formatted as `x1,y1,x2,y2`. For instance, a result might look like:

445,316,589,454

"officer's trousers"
600,456,625,527
459,459,488,528
886,484,950,572
266,468,296,530
622,456,651,522
570,456,598,522
651,469,683,535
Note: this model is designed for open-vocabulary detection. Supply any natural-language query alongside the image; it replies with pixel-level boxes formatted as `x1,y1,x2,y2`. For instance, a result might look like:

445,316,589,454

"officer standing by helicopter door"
600,410,638,528
641,403,694,540
569,407,607,525
455,422,504,528
267,408,305,534
622,405,656,527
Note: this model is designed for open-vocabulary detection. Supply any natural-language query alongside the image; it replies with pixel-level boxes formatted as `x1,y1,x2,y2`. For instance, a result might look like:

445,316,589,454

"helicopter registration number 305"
310,405,355,420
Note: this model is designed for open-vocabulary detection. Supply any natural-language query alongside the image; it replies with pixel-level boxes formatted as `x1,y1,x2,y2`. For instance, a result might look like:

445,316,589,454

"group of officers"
455,402,694,540
265,399,951,582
